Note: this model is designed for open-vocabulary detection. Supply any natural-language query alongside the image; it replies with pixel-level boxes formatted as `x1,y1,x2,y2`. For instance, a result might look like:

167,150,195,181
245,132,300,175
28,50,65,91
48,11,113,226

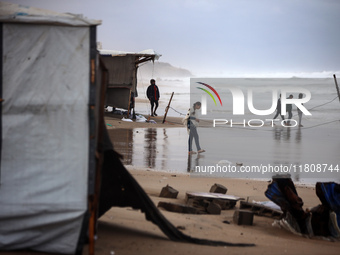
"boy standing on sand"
146,79,160,117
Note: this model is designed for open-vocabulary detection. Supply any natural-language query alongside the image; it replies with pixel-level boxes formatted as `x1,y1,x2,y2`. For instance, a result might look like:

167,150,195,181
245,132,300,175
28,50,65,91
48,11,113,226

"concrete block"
209,183,227,194
159,185,179,198
233,210,254,225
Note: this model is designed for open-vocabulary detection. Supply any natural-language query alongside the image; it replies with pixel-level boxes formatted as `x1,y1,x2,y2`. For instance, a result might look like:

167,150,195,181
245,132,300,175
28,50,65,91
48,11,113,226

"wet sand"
106,113,340,184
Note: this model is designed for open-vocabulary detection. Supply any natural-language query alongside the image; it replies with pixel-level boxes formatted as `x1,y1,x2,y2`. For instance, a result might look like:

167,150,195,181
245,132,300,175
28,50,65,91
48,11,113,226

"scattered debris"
239,201,283,219
159,185,179,199
135,114,147,122
209,183,228,194
233,210,254,226
121,117,133,122
206,201,222,215
186,192,243,209
186,191,244,214
176,225,186,230
158,201,199,214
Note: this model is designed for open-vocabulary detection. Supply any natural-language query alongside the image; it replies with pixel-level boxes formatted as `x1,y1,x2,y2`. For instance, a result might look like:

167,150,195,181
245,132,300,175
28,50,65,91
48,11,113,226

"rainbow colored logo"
196,82,223,106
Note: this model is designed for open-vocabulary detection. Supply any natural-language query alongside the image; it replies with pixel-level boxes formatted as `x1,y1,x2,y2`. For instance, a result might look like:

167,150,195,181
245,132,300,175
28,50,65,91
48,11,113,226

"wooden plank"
185,191,242,211
158,201,199,214
186,191,243,201
162,92,174,123
239,201,283,219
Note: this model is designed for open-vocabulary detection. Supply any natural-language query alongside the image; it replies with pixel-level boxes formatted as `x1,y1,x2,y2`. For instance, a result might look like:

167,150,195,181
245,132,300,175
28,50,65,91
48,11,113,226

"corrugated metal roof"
0,1,101,26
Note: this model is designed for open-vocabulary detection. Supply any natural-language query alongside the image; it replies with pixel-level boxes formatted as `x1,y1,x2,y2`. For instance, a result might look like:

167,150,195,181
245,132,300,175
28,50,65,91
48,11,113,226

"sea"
112,76,340,184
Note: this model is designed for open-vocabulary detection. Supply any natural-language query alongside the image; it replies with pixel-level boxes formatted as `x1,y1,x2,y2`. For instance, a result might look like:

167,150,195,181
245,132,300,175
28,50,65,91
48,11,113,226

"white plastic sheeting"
0,22,90,253
99,49,161,60
0,2,101,26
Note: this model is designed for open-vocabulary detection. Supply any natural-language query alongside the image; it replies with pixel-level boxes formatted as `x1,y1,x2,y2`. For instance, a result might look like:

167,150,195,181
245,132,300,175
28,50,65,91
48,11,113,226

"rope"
291,95,339,118
168,106,186,116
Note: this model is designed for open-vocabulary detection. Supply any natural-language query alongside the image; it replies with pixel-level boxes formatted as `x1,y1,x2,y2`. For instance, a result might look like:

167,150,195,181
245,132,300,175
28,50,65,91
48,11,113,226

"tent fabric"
101,55,137,109
101,55,136,87
0,2,101,26
0,22,91,254
316,182,340,227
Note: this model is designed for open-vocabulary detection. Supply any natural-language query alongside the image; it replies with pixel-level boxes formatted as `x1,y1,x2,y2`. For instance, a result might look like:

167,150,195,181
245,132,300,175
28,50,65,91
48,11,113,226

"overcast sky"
6,0,340,77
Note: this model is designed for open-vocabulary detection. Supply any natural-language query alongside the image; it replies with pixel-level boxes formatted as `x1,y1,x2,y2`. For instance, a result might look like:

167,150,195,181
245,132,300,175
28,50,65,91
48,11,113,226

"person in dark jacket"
146,79,160,116
273,94,285,121
285,94,293,126
297,93,304,127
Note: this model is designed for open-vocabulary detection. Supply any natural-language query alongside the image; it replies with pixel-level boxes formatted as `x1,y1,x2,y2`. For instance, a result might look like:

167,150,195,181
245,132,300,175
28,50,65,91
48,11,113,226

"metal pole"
333,74,340,102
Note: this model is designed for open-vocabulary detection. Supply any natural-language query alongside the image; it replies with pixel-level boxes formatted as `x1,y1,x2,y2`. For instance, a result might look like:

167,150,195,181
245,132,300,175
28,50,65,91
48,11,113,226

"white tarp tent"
0,2,102,254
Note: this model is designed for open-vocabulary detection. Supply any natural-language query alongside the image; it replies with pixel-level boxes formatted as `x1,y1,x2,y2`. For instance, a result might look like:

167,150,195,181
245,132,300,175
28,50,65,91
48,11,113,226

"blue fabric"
265,181,289,210
320,182,340,227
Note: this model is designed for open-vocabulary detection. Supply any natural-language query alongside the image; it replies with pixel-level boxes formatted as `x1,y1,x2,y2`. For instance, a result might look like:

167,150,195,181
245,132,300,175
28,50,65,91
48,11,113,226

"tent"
0,2,103,254
99,49,161,115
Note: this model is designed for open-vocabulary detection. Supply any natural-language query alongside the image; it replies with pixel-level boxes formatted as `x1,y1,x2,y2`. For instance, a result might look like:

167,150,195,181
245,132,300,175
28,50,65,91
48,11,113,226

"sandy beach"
95,114,340,255
2,113,339,255
86,169,340,255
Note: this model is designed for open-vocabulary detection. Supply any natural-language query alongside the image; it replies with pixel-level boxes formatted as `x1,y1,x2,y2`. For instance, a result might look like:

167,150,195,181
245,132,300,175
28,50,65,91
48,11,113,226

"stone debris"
159,185,179,199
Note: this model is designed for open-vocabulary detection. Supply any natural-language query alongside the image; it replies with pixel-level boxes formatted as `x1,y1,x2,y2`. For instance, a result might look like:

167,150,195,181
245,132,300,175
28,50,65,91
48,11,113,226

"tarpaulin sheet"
0,23,90,254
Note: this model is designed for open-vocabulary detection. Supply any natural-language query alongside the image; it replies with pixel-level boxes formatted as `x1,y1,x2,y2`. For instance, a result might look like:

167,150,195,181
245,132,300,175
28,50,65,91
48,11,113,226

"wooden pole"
333,74,340,103
162,92,174,124
127,89,132,118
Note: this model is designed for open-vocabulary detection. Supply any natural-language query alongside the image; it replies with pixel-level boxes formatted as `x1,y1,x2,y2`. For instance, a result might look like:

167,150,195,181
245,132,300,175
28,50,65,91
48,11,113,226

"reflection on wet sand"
187,153,204,173
272,126,304,182
144,128,157,168
107,128,134,165
107,126,340,183
273,126,302,142
107,128,188,172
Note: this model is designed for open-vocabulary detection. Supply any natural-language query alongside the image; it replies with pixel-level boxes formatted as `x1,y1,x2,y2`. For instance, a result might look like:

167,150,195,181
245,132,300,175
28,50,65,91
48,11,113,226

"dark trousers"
273,110,285,120
188,126,201,151
150,99,159,113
